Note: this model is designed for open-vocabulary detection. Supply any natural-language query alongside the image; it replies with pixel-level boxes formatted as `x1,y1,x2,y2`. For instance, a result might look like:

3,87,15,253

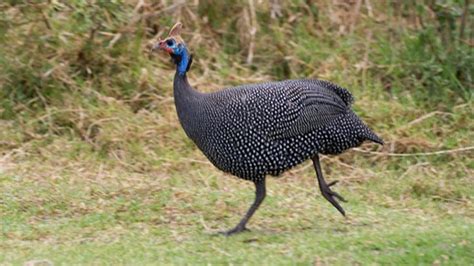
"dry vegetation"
1,0,473,264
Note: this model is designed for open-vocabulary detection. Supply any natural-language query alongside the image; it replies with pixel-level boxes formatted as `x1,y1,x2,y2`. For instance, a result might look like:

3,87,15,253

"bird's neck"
173,72,204,138
173,72,199,99
178,52,189,75
172,47,191,76
172,47,200,115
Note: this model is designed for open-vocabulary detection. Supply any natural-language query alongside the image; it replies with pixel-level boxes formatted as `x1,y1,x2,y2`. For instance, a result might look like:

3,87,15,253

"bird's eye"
166,39,174,46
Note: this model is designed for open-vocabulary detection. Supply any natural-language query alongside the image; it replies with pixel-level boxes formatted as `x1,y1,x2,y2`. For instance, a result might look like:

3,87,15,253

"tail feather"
365,130,384,145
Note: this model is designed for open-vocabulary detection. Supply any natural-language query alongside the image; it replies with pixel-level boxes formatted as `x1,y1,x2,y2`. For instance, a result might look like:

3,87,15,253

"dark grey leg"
312,154,347,216
221,179,266,236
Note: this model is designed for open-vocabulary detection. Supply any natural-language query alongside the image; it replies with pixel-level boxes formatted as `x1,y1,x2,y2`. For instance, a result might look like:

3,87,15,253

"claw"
330,190,347,202
324,180,347,202
312,155,347,217
320,181,346,216
322,190,346,216
218,226,250,236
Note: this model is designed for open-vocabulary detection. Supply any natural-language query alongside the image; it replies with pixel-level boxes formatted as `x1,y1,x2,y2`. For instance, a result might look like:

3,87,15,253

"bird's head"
153,22,185,56
151,22,192,75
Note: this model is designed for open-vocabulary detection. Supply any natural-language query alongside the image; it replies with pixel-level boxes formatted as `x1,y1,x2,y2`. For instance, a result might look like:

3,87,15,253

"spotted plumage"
153,23,383,236
176,77,382,181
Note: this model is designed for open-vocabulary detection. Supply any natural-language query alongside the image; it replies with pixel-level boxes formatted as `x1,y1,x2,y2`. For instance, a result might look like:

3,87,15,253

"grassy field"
1,0,473,265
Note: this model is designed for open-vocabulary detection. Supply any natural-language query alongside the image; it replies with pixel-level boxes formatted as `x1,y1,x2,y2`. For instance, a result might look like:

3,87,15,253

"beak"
150,39,163,52
150,38,173,54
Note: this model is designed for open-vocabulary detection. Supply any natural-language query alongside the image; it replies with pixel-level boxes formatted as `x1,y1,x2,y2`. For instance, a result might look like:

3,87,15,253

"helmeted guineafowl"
151,23,383,236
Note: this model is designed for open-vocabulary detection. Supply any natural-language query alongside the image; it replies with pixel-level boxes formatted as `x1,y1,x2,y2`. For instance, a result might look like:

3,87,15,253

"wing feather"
209,79,354,140
269,80,353,139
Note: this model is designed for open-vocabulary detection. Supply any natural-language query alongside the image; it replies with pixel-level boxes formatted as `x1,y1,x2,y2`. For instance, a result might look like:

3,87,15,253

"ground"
1,126,473,264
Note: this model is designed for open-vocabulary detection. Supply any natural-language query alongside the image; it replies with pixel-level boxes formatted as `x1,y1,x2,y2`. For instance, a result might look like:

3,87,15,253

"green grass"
1,0,473,264
1,134,473,264
2,217,473,264
1,163,474,264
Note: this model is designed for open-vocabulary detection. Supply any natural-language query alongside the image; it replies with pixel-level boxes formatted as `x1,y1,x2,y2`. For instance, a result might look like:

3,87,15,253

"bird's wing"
209,79,354,140
266,80,354,139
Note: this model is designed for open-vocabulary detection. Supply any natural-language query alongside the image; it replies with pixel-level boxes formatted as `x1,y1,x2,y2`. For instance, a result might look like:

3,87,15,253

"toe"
219,226,249,236
330,191,347,202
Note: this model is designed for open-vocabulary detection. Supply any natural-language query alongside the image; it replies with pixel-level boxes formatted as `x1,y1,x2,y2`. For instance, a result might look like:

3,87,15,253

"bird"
151,22,383,236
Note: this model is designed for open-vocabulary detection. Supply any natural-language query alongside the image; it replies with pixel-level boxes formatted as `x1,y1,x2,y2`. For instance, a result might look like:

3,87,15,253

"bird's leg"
220,179,266,236
312,154,347,216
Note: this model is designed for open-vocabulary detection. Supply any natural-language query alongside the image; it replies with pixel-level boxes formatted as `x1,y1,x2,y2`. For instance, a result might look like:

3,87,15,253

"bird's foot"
320,180,347,216
219,226,250,236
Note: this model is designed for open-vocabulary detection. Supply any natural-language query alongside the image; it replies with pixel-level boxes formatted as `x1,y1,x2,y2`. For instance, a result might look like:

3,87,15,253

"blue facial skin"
167,39,190,76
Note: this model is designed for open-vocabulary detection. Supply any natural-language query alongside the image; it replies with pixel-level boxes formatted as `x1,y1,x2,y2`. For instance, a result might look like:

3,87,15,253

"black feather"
173,76,383,181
